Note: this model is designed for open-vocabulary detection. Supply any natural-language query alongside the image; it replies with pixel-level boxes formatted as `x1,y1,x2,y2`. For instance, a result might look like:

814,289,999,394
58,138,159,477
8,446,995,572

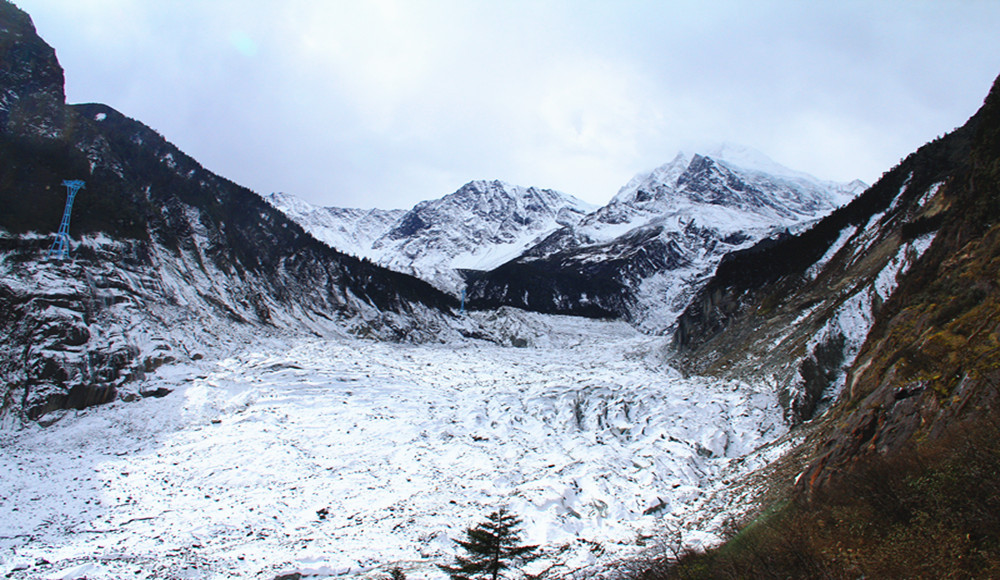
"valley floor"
0,313,787,580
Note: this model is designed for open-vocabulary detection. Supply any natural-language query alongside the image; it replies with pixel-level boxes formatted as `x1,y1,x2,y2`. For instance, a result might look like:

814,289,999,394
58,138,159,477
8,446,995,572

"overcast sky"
16,0,1000,208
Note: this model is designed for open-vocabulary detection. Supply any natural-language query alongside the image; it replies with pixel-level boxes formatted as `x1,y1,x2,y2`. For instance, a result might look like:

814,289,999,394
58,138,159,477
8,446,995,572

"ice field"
1,314,786,579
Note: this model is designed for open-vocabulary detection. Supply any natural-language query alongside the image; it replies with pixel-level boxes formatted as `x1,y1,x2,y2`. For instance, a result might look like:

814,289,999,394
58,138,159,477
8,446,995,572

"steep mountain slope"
646,72,1000,579
672,125,973,425
268,181,595,294
797,73,1000,490
0,1,457,423
467,147,863,332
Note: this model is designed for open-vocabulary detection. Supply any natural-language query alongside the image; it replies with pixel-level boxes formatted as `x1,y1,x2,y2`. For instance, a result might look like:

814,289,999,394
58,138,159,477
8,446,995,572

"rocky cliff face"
671,129,970,425
0,1,65,139
0,2,457,423
467,147,862,332
670,71,1000,497
797,73,1000,493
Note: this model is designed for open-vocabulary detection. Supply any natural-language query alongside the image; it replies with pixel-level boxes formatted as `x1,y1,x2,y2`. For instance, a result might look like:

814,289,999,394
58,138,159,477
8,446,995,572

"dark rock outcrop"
797,72,1000,493
0,1,65,138
466,225,691,320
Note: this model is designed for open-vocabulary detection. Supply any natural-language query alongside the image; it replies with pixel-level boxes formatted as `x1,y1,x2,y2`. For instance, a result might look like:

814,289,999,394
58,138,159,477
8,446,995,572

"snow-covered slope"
268,181,596,294
264,193,405,259
468,146,866,332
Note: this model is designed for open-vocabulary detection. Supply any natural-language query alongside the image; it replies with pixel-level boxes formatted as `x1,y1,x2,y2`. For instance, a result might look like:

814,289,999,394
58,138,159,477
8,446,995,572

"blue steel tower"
48,180,85,260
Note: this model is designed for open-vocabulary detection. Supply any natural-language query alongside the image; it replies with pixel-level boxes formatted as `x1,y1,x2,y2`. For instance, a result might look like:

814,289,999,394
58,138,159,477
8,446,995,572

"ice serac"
0,1,458,422
466,144,865,332
268,180,596,294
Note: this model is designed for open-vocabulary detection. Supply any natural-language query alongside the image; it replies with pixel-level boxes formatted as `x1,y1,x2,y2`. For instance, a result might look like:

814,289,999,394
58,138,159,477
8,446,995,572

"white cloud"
14,0,1000,208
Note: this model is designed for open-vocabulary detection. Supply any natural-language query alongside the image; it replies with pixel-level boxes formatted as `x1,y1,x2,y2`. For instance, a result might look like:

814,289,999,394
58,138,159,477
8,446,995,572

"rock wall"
670,94,977,425
798,73,1000,492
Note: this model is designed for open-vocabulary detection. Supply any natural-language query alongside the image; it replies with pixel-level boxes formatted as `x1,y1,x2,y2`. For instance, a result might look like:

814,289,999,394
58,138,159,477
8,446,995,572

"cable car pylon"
48,180,85,260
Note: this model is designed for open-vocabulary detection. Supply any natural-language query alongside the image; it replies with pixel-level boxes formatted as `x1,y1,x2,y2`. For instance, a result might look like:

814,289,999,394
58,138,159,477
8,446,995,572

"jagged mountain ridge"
0,1,457,421
600,146,863,230
466,147,865,332
268,180,596,294
267,144,862,330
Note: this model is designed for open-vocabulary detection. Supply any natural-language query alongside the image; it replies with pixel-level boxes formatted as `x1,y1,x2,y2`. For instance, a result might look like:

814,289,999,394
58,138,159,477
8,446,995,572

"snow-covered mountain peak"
469,146,866,332
267,181,596,294
699,142,806,180
371,180,597,290
454,178,518,198
377,179,594,249
610,143,790,204
612,152,693,206
692,144,867,206
604,145,863,231
418,179,596,221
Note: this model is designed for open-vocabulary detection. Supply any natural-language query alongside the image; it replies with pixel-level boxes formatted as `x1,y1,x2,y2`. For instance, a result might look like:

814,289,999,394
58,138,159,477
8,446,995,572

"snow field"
1,316,785,579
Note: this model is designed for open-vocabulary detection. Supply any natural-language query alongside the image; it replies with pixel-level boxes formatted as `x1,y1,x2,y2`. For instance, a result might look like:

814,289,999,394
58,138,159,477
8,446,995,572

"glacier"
0,311,785,580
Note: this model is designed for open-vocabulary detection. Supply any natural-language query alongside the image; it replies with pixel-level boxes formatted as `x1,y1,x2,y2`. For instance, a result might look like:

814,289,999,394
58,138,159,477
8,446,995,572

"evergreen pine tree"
438,508,540,580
